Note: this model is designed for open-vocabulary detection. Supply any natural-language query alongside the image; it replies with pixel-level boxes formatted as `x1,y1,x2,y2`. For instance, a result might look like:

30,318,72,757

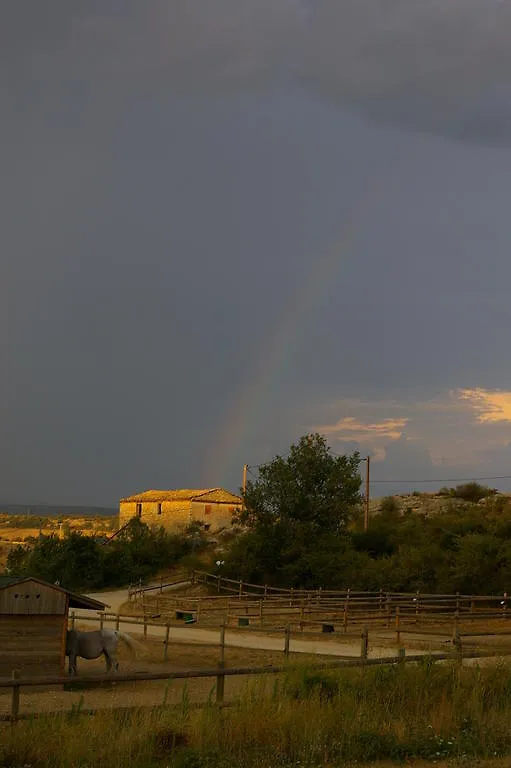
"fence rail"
190,570,511,608
5,607,511,723
2,646,500,723
70,608,511,667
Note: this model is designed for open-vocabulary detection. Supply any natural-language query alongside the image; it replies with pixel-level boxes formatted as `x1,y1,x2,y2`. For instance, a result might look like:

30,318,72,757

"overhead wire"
247,458,511,486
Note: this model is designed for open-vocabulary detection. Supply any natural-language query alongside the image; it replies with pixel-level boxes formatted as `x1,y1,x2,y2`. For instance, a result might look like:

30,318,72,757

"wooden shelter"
0,577,106,678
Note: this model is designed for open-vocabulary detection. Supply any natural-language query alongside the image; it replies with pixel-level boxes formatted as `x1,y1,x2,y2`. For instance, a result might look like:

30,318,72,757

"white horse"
65,628,139,676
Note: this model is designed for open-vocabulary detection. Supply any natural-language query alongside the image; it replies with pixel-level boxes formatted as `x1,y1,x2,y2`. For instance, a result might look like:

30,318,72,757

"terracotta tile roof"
120,488,242,504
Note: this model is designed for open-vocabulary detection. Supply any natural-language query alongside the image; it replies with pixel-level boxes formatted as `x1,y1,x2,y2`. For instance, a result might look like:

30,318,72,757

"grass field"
3,661,511,767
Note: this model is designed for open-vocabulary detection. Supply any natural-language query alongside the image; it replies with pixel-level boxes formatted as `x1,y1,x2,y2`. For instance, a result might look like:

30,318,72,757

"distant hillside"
0,504,117,518
368,490,508,518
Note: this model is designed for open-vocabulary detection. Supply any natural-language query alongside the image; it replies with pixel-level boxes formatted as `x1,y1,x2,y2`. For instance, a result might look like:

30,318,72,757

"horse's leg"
104,650,119,674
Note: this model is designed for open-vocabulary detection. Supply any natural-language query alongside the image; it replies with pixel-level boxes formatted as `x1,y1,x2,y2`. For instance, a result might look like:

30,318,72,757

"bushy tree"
224,434,362,587
239,434,361,532
452,483,496,503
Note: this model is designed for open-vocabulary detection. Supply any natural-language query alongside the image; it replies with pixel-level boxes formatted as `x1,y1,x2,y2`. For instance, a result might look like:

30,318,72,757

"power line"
247,463,511,486
370,475,511,485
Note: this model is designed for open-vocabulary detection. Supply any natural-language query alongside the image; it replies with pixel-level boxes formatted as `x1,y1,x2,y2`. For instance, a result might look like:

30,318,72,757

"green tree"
238,434,361,533
225,434,362,587
451,534,510,594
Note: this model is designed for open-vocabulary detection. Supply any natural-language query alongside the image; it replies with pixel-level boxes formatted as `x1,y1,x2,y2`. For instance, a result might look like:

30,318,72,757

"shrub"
452,483,496,503
379,496,399,515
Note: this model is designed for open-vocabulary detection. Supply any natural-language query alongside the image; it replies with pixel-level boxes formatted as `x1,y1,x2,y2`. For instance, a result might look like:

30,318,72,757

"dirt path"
76,612,444,659
78,585,457,659
84,580,191,613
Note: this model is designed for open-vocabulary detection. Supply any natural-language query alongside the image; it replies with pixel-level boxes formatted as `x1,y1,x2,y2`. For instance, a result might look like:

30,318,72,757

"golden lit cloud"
317,416,407,441
314,416,408,460
457,389,511,424
312,389,511,469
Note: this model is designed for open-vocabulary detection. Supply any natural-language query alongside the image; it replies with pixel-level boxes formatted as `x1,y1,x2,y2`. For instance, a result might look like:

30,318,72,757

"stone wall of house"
190,501,240,531
119,500,192,531
119,500,241,533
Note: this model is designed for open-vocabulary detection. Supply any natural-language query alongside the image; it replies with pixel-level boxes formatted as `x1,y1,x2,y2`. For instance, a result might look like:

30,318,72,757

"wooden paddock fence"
130,573,511,636
68,608,511,671
3,641,507,723
189,570,511,610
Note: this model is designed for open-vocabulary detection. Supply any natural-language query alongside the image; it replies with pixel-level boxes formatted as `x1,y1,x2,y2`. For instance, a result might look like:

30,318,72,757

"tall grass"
3,661,511,767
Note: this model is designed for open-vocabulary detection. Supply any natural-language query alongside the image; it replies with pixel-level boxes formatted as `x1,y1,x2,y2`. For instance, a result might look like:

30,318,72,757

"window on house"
157,503,162,515
204,523,211,531
136,503,142,518
204,505,212,516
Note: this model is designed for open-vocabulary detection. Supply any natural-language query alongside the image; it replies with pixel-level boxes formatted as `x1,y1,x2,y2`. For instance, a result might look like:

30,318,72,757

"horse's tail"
115,631,146,656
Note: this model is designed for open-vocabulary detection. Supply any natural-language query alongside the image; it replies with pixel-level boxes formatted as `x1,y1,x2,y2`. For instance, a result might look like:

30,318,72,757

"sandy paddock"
0,632,325,718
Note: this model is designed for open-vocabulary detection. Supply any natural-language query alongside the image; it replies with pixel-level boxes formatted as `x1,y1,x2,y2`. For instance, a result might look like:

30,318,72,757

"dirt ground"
0,631,327,718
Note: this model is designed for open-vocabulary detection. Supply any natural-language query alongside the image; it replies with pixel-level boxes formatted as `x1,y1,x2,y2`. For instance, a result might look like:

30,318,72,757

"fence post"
395,606,401,645
216,624,226,703
143,614,148,639
99,612,104,631
284,625,291,657
217,575,220,594
70,611,76,630
259,600,264,626
163,624,170,662
452,627,462,663
415,591,420,620
115,613,120,631
360,626,369,661
385,596,391,628
398,647,406,664
160,577,164,594
197,598,201,624
11,670,20,723
453,609,460,637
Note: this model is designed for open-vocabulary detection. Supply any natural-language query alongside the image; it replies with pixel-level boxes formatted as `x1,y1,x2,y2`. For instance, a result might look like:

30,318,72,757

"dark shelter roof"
0,576,106,611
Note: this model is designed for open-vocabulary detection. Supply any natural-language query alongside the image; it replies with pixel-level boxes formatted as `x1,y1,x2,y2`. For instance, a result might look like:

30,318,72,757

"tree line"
6,434,511,596
4,518,208,591
220,434,511,595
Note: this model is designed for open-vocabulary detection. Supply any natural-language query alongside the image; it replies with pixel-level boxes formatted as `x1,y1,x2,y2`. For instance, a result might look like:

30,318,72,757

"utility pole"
364,455,370,532
242,464,248,497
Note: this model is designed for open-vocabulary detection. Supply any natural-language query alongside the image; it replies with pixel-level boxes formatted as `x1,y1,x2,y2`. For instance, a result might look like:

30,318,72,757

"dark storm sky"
3,1,511,505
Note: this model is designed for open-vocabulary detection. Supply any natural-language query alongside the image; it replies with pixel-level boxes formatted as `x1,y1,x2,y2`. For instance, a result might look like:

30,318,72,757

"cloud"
314,416,408,460
8,1,511,146
313,388,511,474
298,0,511,146
115,2,511,145
458,389,511,424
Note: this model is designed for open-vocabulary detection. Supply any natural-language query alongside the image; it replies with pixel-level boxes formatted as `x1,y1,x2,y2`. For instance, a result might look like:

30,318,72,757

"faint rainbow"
206,141,415,488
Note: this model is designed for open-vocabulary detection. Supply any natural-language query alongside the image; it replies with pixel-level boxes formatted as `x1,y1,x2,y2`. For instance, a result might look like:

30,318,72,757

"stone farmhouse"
119,488,242,533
